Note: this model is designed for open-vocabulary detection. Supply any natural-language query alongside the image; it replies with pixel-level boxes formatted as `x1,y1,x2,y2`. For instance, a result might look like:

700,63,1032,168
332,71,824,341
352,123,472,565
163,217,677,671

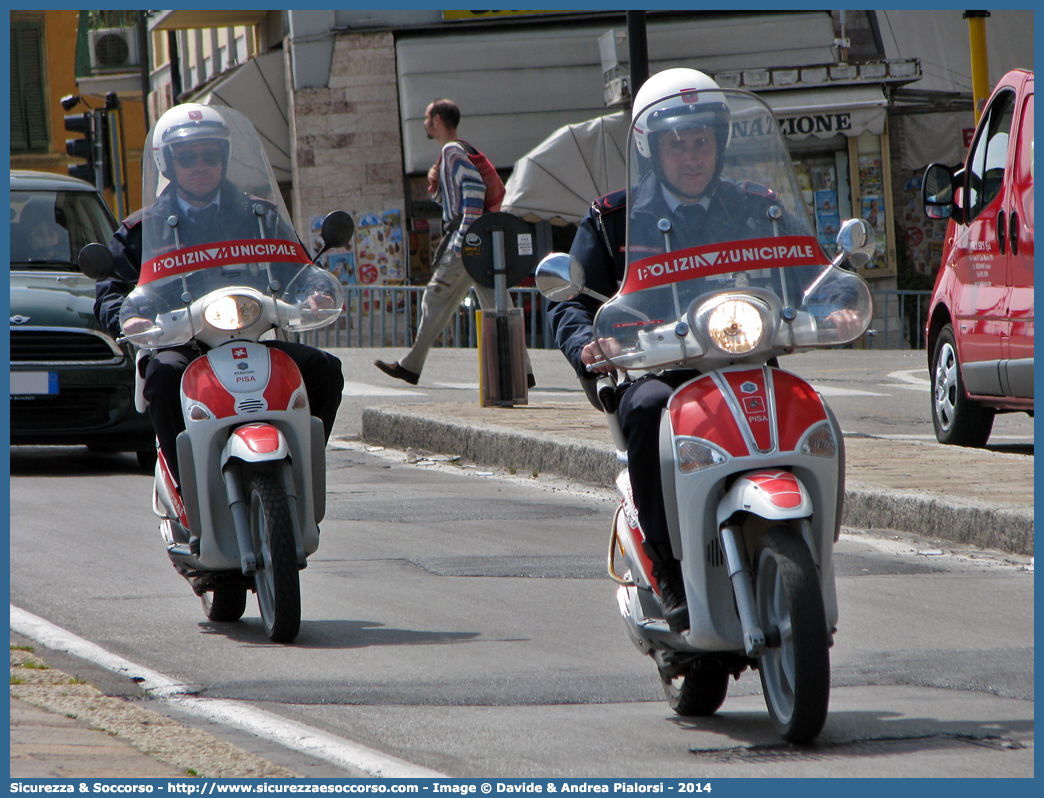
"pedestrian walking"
374,99,535,387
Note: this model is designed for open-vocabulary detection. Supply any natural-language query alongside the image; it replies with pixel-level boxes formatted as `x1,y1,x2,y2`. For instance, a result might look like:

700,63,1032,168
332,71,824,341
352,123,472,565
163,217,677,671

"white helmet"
152,103,231,177
632,68,732,160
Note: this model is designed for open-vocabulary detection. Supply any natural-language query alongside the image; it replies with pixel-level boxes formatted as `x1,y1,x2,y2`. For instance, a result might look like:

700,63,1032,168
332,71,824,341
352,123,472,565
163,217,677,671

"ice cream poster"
354,209,406,286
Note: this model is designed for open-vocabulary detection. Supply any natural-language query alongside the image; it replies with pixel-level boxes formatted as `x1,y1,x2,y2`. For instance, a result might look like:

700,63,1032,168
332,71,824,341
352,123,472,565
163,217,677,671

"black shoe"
374,359,419,385
644,542,690,633
527,373,537,390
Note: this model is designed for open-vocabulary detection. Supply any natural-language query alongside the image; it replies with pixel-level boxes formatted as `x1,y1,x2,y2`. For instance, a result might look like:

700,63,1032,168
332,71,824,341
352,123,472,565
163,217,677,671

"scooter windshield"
593,88,871,371
120,105,343,347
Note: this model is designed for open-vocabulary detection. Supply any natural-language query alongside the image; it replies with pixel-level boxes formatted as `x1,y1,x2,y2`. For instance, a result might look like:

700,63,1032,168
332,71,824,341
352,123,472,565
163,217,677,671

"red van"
922,68,1034,447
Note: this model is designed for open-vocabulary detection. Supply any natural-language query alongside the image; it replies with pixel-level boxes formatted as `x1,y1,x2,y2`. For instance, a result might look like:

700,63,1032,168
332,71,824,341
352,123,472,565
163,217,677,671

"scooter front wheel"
249,470,301,643
754,526,830,743
661,663,729,716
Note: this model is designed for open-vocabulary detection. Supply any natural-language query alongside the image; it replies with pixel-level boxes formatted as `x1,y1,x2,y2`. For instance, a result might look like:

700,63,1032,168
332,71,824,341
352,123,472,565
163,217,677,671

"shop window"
792,151,850,258
10,21,48,152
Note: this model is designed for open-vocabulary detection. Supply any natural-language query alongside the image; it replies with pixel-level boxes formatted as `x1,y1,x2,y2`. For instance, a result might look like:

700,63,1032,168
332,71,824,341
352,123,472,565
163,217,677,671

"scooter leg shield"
175,432,201,535
311,416,326,524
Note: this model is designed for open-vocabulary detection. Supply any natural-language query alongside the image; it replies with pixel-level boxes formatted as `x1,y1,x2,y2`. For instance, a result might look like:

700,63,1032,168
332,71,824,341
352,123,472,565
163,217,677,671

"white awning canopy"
501,112,628,226
192,51,291,183
501,85,891,225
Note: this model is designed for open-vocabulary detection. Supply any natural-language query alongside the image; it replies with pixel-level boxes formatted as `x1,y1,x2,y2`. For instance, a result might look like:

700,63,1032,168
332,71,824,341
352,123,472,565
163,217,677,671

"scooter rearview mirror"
78,243,115,282
321,211,355,249
835,218,876,270
535,252,610,302
313,211,356,264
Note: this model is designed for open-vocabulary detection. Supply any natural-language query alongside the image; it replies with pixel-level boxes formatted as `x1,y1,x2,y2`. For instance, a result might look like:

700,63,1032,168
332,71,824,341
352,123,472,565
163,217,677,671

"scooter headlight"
706,299,764,354
204,294,263,331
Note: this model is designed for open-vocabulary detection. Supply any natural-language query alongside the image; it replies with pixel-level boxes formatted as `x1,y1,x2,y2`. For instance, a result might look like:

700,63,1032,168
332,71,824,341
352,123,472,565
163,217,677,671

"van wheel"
931,324,994,447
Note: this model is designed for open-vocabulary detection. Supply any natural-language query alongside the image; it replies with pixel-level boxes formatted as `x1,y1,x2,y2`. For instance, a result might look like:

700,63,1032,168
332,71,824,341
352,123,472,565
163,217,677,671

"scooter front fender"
716,469,813,527
220,422,290,467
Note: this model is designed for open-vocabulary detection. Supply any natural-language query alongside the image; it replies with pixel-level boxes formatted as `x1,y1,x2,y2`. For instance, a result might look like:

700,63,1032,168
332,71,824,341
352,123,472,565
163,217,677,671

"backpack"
434,141,505,213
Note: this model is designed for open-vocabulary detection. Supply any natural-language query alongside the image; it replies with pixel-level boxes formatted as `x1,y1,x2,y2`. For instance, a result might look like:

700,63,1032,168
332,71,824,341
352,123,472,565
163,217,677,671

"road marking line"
9,605,446,778
887,369,932,386
810,384,888,397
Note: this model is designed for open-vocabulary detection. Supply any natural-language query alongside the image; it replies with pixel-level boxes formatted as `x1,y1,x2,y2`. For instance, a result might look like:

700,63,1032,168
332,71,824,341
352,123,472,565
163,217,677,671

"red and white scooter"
79,105,351,643
537,85,875,743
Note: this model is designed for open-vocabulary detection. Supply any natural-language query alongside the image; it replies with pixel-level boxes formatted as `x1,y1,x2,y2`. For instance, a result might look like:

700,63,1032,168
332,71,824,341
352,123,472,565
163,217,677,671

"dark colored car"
921,69,1034,447
10,170,155,465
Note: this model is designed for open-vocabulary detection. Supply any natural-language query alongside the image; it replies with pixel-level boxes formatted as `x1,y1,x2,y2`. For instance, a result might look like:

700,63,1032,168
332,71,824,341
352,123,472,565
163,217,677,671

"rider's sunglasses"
174,150,223,168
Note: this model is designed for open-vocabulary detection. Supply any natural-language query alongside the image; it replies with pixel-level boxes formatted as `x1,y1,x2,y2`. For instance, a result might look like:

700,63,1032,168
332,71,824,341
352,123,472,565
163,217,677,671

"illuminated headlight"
204,295,262,331
677,439,727,473
801,424,837,458
706,299,764,354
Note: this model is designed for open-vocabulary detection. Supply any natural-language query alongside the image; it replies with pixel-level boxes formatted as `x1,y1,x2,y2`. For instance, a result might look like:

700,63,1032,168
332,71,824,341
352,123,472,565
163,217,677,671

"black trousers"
617,371,698,548
143,340,344,486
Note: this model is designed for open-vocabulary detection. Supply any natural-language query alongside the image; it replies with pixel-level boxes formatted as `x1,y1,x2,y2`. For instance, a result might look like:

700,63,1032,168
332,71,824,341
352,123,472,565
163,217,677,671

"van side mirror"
922,163,964,225
78,243,115,281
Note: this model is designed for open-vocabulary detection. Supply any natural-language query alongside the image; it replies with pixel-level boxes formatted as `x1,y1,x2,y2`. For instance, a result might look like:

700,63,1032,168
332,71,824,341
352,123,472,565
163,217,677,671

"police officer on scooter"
95,103,344,487
548,69,811,634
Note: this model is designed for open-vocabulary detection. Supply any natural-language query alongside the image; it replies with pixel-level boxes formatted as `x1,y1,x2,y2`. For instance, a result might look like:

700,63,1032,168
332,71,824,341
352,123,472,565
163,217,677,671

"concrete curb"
361,406,1034,556
842,483,1034,555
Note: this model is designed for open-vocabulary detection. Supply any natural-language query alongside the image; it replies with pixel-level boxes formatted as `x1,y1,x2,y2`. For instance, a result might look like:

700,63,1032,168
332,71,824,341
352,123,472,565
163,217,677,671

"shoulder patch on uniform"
593,188,627,214
738,180,778,200
123,208,145,228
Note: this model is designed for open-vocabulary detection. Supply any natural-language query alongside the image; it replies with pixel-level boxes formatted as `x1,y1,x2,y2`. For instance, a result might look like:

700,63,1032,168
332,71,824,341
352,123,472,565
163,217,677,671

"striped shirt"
431,141,486,255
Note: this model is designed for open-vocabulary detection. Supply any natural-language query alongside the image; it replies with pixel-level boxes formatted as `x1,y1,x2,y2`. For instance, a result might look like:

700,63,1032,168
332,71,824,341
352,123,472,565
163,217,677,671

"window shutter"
10,27,27,151
10,22,49,152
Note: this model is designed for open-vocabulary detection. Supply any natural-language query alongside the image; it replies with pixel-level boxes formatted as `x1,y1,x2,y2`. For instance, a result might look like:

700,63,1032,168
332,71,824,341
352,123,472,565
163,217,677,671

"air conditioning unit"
88,27,140,71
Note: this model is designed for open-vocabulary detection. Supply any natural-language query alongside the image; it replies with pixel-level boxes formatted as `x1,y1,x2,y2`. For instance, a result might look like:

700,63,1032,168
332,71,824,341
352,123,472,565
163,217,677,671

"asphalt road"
9,430,1034,777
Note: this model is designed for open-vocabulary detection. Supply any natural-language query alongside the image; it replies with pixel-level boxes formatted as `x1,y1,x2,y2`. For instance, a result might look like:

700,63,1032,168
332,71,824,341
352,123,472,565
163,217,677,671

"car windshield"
10,190,116,272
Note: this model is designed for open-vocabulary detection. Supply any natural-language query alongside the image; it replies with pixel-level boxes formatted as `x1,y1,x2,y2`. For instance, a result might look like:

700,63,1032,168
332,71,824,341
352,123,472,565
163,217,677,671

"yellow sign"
442,10,568,22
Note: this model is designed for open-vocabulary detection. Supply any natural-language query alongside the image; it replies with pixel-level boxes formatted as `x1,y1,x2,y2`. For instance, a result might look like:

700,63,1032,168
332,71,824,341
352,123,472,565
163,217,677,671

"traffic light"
96,111,114,189
64,111,96,185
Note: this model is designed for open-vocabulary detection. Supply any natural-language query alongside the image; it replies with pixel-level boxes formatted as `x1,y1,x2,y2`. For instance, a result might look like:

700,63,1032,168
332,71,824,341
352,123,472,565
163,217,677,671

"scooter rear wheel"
754,526,830,743
661,664,729,716
201,583,248,622
248,470,301,643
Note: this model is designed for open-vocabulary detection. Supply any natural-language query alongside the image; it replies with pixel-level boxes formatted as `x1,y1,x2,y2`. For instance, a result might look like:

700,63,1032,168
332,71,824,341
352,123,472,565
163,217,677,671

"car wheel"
930,324,995,447
136,449,158,470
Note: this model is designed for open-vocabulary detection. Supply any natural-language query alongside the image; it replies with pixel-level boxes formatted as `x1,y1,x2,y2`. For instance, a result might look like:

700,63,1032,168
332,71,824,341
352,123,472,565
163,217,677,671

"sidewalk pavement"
360,399,1034,557
9,640,300,779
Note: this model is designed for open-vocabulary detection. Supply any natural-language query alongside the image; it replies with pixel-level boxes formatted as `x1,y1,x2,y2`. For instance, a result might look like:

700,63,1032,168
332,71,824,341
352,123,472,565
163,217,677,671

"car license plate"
10,371,58,396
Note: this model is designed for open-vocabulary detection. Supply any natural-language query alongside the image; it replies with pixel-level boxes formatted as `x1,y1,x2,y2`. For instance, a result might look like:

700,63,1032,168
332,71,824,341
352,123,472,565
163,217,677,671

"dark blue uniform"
548,175,803,548
94,181,343,486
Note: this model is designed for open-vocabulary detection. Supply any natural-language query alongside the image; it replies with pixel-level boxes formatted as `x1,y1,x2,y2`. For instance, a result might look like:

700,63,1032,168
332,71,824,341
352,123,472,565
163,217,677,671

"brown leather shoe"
374,359,419,385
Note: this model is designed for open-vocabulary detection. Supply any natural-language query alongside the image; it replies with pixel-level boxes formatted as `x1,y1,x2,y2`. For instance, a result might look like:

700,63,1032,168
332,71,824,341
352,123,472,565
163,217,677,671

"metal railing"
864,290,932,350
294,285,932,352
294,285,552,350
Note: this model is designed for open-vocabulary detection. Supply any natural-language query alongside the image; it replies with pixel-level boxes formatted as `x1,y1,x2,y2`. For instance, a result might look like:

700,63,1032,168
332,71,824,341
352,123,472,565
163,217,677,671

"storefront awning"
500,112,629,225
501,84,892,224
192,51,291,183
762,84,888,141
